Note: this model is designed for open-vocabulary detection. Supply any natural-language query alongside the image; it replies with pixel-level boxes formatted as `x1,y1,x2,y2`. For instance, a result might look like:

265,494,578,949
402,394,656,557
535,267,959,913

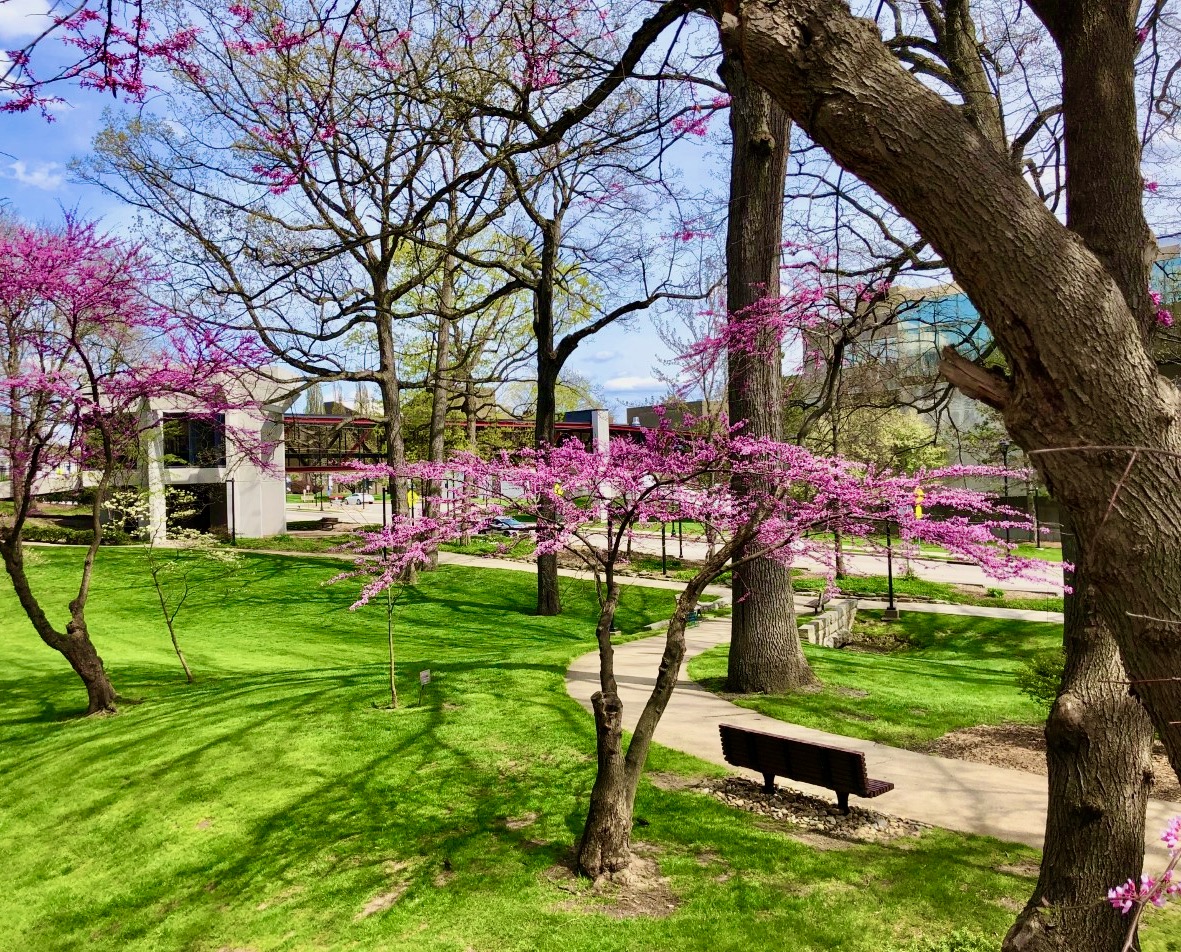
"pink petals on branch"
1150,288,1174,328
330,413,1052,611
1108,817,1181,919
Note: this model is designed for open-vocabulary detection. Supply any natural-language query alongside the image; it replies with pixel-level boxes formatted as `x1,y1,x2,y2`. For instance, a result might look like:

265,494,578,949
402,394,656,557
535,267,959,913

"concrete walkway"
565,617,1176,864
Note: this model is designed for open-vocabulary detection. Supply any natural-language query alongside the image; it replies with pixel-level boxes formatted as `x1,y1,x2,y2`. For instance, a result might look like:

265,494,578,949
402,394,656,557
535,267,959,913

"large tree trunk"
1,539,117,715
375,304,415,583
62,616,119,715
719,49,811,693
729,557,814,692
1005,519,1154,952
375,298,409,516
578,688,633,876
534,236,562,616
422,253,456,571
730,0,1181,806
577,567,721,877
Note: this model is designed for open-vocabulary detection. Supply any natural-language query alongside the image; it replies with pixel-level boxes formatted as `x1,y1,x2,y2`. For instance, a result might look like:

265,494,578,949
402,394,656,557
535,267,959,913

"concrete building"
138,374,294,541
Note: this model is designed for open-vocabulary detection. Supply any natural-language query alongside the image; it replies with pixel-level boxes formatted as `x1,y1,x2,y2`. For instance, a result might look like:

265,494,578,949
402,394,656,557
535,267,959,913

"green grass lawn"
234,532,538,559
689,612,1062,749
1009,542,1063,562
232,531,362,552
3,550,1172,951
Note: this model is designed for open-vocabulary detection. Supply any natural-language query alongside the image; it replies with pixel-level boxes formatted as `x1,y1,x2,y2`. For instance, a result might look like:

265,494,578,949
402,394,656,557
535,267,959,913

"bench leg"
836,791,850,815
762,773,776,795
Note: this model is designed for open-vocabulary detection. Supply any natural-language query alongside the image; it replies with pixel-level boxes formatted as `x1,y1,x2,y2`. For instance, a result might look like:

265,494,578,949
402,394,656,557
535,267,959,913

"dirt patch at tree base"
545,845,680,919
928,723,1181,801
647,772,711,792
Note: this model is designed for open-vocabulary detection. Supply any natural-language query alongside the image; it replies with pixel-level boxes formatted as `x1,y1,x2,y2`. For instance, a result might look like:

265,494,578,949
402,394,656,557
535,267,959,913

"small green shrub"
19,524,131,546
986,587,1005,598
1016,647,1065,709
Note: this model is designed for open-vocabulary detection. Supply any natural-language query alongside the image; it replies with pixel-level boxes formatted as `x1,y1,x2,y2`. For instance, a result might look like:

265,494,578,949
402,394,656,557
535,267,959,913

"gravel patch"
699,776,928,843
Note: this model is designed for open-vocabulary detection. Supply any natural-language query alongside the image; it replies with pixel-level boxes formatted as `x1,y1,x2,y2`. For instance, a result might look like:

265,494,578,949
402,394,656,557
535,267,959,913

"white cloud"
601,375,663,394
5,160,65,191
0,0,50,40
589,348,621,362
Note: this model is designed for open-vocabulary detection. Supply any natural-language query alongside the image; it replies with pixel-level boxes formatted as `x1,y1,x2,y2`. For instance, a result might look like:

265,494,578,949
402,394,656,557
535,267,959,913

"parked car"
343,493,375,506
481,516,535,535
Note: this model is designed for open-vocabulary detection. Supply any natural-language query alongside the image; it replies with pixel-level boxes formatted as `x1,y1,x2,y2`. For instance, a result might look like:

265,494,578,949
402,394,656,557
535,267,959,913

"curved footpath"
235,547,1171,861
565,615,1178,866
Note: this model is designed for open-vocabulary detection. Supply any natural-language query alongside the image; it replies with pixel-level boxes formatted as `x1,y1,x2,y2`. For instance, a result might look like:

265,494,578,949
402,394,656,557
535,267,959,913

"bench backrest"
719,723,871,795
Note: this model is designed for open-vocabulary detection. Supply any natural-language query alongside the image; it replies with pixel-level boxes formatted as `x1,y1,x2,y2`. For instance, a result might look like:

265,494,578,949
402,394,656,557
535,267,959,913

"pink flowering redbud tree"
0,218,269,714
0,0,200,116
1110,817,1181,951
332,416,1046,879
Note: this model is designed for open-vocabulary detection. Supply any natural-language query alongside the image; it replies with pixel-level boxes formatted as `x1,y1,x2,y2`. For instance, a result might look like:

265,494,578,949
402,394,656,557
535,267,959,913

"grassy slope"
228,535,1063,612
0,550,1161,952
689,612,1062,749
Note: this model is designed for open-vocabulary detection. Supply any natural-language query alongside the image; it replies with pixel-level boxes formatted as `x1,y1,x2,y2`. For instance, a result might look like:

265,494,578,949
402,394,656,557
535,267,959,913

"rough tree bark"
728,0,1181,794
890,2,1156,944
422,246,457,571
533,220,563,617
719,48,813,694
1006,517,1155,952
1000,1,1154,941
374,292,410,517
1,502,118,715
577,570,717,876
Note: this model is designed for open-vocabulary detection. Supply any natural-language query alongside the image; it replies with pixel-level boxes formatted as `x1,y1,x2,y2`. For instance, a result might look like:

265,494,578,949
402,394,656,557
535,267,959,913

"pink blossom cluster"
670,111,711,137
670,96,732,138
579,181,628,207
1109,872,1180,914
1108,816,1181,939
669,223,712,242
226,16,315,56
250,162,304,195
0,217,274,491
2,2,202,116
453,0,620,93
218,10,418,190
678,243,895,381
506,0,589,90
330,413,1052,610
1150,288,1174,328
1166,816,1181,851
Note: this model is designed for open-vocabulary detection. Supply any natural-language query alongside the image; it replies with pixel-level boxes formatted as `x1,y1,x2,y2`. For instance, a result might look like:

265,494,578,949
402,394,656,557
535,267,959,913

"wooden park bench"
718,723,894,814
318,516,341,531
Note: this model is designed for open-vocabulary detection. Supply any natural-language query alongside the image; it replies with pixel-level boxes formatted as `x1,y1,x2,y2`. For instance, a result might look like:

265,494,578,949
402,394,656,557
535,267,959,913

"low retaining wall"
798,598,858,648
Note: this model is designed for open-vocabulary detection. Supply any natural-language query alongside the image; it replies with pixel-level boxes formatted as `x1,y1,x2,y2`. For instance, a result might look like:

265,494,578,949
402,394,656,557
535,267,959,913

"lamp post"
883,519,900,621
999,438,1012,546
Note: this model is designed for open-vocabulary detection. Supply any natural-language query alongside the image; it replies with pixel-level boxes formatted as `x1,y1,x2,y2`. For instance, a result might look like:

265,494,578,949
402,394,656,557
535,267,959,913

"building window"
162,414,226,467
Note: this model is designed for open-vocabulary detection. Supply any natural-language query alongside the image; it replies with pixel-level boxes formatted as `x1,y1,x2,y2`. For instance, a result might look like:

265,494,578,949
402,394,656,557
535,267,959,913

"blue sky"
2,105,704,419
1,0,133,226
